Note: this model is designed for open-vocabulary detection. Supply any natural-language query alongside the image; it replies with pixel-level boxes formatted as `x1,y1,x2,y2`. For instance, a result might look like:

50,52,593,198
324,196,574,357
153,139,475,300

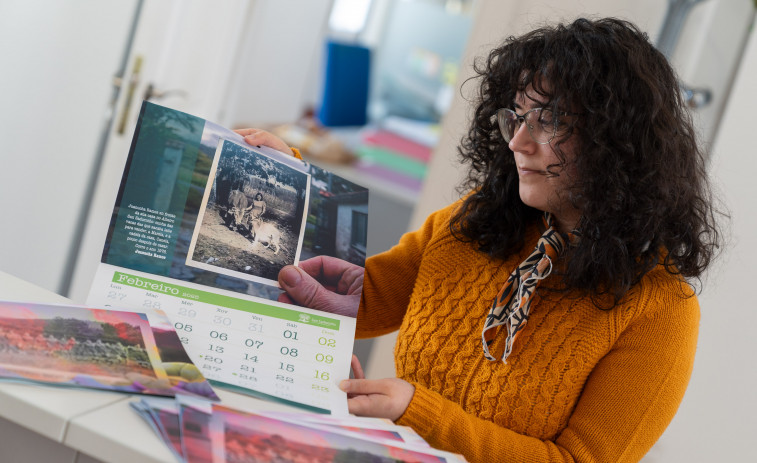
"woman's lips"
518,166,545,175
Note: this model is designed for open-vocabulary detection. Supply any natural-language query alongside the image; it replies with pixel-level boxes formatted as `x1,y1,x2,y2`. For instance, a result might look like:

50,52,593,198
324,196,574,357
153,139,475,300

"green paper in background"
355,145,427,179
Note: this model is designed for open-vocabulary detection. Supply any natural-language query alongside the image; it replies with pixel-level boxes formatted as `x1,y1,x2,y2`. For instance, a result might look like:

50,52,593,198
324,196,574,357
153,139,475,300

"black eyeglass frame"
496,107,572,145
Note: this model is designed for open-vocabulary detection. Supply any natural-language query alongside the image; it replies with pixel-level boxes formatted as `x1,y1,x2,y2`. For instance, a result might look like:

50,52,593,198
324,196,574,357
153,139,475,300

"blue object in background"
318,41,371,127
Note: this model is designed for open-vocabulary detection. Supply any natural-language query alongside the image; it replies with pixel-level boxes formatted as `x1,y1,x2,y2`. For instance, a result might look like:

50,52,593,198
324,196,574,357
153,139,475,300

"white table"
0,270,300,463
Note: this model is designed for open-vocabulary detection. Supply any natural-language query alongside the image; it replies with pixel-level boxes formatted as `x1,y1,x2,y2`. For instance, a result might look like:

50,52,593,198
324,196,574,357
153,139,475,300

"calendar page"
87,102,369,414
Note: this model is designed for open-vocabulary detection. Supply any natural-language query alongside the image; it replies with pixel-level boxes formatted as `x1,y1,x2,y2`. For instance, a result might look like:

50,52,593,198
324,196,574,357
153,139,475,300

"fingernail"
338,380,349,391
280,266,302,288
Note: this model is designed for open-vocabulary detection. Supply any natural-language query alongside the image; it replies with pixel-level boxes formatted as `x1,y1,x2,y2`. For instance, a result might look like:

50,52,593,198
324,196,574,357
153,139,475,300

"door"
67,0,253,302
0,0,141,294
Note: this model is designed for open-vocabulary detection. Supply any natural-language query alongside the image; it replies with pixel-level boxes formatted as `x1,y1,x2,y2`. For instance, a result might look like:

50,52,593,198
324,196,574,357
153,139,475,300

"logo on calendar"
298,314,311,323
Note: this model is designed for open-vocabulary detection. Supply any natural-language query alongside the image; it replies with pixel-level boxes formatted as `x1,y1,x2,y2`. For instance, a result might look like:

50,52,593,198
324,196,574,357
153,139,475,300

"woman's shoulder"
415,198,466,234
618,265,700,326
640,264,697,298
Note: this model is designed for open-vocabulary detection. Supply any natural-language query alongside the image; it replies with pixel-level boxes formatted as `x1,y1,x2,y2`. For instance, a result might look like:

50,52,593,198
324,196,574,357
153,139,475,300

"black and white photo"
186,139,310,286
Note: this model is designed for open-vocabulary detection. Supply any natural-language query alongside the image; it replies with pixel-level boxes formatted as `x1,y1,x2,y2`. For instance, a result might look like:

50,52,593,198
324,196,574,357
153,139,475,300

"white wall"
654,22,757,462
220,0,334,128
670,0,755,149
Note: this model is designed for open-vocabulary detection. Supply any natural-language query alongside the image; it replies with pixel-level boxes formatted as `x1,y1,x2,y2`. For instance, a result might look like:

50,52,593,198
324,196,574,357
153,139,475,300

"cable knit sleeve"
356,202,460,339
396,273,700,463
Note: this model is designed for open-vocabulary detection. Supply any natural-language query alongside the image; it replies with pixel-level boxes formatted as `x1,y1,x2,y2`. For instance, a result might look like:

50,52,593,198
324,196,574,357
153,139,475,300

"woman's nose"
508,121,533,153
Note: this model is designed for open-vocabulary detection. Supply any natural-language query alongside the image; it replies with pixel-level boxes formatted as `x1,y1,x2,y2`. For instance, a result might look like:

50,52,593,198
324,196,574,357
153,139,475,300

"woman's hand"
351,354,365,379
339,377,415,421
234,128,294,156
277,256,364,317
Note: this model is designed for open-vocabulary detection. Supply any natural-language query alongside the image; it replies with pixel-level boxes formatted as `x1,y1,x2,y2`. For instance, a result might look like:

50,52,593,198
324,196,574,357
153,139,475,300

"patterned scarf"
482,213,577,363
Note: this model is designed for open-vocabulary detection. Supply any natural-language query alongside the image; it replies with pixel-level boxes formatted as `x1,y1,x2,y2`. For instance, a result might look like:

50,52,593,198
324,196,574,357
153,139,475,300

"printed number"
248,323,263,333
204,356,223,364
245,339,264,349
178,307,197,318
313,370,330,381
143,300,161,309
283,330,298,340
312,384,329,393
243,354,259,362
240,365,255,373
318,337,336,348
174,322,193,332
278,362,295,372
213,316,232,326
315,353,333,364
179,336,189,345
280,346,298,357
107,291,126,300
209,331,228,341
276,375,294,383
239,374,257,381
208,344,224,353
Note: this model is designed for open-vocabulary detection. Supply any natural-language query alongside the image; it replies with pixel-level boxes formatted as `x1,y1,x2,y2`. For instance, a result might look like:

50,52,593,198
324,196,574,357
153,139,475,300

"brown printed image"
186,139,310,286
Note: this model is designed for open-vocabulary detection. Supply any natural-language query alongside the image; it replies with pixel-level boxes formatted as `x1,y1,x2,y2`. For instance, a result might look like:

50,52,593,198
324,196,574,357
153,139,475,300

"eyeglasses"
497,107,570,145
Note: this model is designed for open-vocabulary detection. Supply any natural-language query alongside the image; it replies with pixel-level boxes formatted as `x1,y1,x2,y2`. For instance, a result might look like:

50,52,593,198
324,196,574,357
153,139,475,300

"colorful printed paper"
132,397,469,462
87,101,368,414
0,300,217,399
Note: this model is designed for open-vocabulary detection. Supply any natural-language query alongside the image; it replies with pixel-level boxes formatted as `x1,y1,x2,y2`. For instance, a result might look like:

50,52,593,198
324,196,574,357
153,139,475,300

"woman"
250,191,266,220
243,18,721,463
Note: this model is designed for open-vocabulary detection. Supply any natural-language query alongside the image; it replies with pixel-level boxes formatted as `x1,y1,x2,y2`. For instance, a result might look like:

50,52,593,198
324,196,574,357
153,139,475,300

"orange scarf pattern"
482,213,576,363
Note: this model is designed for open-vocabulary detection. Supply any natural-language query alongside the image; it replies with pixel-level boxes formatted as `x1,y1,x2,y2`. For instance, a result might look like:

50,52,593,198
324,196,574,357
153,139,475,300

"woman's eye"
538,112,555,126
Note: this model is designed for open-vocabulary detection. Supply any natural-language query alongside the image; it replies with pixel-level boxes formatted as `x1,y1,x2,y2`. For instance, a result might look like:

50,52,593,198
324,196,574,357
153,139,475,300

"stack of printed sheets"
132,396,467,463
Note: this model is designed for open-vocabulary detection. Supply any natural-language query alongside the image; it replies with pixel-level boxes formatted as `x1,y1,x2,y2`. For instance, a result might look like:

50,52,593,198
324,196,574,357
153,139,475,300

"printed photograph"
139,398,185,461
0,301,218,399
263,411,426,446
0,302,165,393
301,164,369,266
210,405,461,463
102,102,368,307
154,406,184,459
186,139,311,286
146,311,219,400
180,401,214,463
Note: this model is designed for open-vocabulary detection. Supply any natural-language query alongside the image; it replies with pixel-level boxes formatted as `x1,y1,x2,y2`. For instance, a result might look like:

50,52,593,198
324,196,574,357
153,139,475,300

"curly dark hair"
450,17,722,305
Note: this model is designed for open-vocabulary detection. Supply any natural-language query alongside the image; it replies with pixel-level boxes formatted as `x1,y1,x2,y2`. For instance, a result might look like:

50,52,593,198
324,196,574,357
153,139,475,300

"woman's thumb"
278,266,357,316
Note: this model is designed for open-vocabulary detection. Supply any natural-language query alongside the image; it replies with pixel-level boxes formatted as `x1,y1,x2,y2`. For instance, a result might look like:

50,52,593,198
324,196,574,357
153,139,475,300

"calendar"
87,102,368,414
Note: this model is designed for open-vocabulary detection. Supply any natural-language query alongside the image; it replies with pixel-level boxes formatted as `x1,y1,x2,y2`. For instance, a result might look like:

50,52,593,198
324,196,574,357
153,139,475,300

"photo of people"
186,139,311,286
101,102,367,314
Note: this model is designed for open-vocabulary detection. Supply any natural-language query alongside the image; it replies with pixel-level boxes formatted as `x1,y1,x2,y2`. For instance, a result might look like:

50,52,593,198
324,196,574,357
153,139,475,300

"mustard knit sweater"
356,201,699,463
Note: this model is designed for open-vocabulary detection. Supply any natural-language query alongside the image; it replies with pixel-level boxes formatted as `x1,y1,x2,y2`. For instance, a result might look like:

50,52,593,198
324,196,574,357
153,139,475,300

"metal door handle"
116,55,143,135
143,82,188,101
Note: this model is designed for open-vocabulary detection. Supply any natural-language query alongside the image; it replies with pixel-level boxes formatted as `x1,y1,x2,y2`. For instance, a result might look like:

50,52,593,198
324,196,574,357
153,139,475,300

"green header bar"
112,271,340,330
